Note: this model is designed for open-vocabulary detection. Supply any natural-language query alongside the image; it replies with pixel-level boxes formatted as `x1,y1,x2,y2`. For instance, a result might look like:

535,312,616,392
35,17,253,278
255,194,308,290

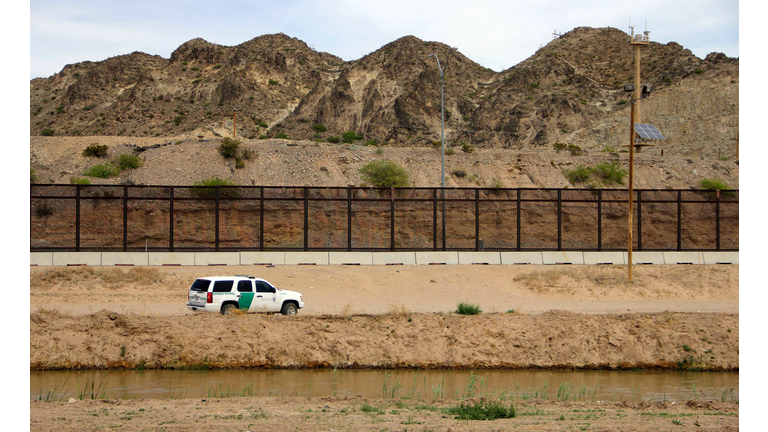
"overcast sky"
29,0,739,79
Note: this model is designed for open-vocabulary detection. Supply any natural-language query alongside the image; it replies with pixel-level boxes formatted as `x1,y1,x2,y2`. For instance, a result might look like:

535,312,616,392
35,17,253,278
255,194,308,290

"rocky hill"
30,27,738,158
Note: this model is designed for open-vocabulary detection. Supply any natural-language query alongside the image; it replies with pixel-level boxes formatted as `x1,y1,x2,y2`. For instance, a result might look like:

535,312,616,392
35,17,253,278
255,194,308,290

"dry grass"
31,267,165,289
385,303,411,316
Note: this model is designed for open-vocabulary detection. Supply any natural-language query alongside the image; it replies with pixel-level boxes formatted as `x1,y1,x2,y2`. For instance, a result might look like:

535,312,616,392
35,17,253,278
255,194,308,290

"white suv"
186,275,304,315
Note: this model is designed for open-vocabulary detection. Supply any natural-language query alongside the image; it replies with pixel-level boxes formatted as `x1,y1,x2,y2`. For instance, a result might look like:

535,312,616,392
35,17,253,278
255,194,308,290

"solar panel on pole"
634,123,665,140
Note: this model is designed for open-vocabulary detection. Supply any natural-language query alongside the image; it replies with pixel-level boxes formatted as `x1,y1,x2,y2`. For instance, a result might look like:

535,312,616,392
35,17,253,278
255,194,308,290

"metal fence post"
304,187,309,251
347,187,352,251
433,188,438,250
169,186,174,252
215,187,220,251
475,189,480,251
597,189,602,251
516,189,521,251
75,185,81,251
390,187,395,251
716,190,721,251
259,187,264,251
677,190,682,251
557,189,562,251
637,190,643,251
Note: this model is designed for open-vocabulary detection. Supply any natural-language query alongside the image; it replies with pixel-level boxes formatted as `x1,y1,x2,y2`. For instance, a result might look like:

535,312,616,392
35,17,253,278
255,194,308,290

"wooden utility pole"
232,107,238,139
627,27,650,282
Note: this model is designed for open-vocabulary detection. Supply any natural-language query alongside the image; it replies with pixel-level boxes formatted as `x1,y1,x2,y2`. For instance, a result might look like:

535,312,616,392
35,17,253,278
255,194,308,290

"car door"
255,281,280,312
236,280,255,311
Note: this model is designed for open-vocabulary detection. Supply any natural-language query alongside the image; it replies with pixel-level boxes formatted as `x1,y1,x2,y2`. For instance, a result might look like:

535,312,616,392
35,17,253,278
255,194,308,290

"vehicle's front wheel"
221,304,237,315
280,303,298,316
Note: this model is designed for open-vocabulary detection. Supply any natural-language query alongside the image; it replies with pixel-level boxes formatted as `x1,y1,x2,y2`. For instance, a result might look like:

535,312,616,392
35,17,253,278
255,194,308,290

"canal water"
31,369,738,402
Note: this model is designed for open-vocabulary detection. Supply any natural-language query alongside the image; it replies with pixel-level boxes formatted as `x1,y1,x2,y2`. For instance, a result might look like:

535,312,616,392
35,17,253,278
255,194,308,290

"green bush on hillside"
359,160,409,188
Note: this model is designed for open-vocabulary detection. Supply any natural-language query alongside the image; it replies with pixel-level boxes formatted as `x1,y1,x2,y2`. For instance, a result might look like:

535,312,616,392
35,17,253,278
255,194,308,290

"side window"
212,280,234,293
237,280,253,292
255,281,276,293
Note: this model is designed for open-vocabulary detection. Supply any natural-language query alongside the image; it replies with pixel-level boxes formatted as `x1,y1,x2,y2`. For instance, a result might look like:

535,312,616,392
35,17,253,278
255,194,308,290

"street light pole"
428,50,452,250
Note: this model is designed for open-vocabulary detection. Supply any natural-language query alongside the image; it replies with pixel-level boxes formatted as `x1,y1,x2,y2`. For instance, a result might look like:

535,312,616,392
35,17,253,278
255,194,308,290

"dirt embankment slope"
30,264,738,371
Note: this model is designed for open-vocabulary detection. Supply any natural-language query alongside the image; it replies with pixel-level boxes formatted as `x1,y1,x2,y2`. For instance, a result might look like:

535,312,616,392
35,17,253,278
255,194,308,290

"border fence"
30,184,738,252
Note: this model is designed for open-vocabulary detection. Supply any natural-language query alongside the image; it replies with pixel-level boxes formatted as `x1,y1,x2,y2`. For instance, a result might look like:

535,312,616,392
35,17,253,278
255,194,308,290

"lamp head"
623,83,635,92
641,85,653,96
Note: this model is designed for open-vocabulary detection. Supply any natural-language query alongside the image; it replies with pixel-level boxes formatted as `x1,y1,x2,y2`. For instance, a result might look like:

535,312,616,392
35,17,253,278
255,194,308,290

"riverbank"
30,396,739,431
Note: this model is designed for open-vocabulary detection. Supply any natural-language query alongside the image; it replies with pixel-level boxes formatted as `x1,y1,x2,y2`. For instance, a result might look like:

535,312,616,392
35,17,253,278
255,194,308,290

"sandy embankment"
30,264,739,371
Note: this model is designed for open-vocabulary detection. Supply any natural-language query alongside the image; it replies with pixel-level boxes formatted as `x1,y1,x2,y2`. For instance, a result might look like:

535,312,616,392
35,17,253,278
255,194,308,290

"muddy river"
31,369,738,403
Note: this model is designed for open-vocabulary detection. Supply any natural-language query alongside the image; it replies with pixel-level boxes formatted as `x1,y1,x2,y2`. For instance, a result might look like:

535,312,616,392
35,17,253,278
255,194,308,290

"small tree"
360,160,409,188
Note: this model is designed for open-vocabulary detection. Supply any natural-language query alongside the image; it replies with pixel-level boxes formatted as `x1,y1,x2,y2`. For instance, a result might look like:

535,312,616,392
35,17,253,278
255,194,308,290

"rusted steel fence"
30,184,739,252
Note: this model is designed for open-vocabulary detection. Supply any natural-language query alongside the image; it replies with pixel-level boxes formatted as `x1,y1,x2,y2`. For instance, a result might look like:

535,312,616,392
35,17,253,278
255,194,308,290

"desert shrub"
342,131,363,144
31,168,37,183
455,302,482,315
445,147,455,155
567,144,584,156
83,144,109,158
698,178,734,199
268,79,279,85
327,136,340,143
447,400,515,420
698,178,730,190
116,153,142,170
218,137,240,158
41,129,54,136
240,148,255,160
191,177,238,197
313,124,327,133
275,133,288,139
360,160,410,188
70,177,91,185
553,143,568,152
256,120,268,128
460,142,474,153
363,140,378,147
451,169,467,178
594,161,627,185
83,164,120,179
563,165,593,184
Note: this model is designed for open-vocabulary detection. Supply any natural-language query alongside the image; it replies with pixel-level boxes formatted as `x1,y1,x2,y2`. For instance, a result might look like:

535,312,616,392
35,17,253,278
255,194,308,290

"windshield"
190,279,211,292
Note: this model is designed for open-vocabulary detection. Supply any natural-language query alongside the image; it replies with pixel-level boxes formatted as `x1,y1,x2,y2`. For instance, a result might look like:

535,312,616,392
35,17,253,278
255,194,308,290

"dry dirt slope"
29,135,739,189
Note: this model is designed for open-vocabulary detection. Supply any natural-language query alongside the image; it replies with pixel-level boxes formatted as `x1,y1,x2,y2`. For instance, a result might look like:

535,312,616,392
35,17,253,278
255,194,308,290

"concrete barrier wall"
31,251,738,267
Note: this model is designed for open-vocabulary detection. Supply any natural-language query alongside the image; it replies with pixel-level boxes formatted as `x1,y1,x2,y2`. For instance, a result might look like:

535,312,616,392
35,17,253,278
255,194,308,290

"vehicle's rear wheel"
281,303,298,316
221,304,237,315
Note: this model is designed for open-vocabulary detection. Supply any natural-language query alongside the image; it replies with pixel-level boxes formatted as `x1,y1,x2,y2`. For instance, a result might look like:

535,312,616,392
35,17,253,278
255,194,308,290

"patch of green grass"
313,124,327,133
342,131,363,143
593,161,627,185
116,154,142,170
70,177,91,185
455,302,482,315
446,400,516,420
83,163,120,179
360,403,384,414
698,178,730,190
564,165,593,184
191,177,238,198
275,133,288,139
360,159,410,188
